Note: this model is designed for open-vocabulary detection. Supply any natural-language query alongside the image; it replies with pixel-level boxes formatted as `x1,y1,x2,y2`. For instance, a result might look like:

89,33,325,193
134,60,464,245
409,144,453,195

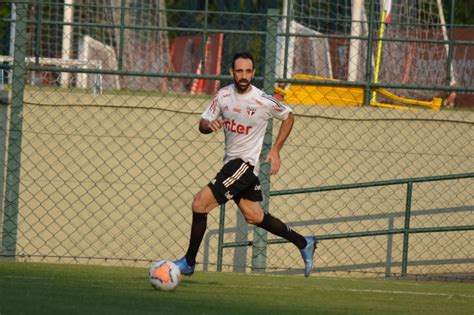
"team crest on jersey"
246,106,257,116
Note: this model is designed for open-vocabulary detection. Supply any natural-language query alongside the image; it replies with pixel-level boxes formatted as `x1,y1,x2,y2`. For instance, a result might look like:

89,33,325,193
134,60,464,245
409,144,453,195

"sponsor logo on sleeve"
262,93,286,112
210,97,218,114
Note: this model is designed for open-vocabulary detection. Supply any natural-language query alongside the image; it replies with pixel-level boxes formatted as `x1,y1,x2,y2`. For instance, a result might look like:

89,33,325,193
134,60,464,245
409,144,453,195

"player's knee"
191,189,217,213
243,212,263,225
191,196,205,212
245,217,259,225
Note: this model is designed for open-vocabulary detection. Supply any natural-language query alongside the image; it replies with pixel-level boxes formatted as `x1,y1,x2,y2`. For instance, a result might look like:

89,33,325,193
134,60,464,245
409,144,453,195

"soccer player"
174,52,317,277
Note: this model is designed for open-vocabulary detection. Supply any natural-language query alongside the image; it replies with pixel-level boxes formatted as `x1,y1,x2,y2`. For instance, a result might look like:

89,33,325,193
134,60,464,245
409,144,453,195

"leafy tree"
444,0,474,24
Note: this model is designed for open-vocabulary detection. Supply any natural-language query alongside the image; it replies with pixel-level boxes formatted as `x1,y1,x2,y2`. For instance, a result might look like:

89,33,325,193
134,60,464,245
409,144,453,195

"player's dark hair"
231,52,255,69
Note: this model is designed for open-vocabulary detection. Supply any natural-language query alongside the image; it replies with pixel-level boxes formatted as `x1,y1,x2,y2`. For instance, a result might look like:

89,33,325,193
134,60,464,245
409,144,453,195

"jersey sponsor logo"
254,184,261,191
224,119,252,135
233,108,241,113
223,93,231,98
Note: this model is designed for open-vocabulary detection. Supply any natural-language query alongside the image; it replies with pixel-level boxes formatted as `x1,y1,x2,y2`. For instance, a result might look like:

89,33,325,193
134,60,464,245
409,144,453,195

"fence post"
401,182,413,276
0,89,9,251
1,2,27,260
217,204,226,272
251,8,279,272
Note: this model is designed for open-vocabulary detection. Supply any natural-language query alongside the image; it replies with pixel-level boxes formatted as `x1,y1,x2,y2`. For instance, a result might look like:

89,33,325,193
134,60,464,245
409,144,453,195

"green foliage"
445,0,474,24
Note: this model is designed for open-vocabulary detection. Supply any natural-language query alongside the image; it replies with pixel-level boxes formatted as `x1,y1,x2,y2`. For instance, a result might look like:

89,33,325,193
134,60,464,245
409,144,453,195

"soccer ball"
149,260,182,291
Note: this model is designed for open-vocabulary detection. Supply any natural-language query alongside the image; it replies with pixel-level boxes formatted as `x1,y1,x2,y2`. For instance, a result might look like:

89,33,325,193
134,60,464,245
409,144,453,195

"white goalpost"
59,0,74,88
436,0,457,106
348,0,365,82
0,55,105,94
7,1,179,93
77,35,120,91
276,20,333,80
2,30,118,94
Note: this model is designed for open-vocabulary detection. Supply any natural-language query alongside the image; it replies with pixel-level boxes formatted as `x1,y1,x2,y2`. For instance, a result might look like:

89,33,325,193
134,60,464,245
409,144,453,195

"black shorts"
208,158,263,205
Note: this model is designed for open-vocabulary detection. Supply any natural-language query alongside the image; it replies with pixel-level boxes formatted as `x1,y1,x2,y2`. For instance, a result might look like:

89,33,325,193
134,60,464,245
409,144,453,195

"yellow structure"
274,74,443,110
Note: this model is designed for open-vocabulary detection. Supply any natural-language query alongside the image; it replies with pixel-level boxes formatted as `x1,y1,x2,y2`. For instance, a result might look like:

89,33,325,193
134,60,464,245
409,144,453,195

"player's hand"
265,149,281,175
209,118,225,132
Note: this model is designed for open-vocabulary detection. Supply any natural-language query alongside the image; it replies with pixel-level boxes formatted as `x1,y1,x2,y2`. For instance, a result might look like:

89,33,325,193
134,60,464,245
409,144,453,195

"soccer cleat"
300,236,317,277
174,257,195,276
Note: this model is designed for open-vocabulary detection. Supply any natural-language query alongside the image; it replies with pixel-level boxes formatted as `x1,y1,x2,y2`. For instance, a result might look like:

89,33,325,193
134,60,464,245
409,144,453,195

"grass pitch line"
218,283,474,299
336,288,474,299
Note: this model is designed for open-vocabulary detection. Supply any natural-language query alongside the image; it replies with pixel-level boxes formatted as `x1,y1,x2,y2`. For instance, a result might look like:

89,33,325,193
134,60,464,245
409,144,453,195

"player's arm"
265,112,294,175
200,93,225,134
199,118,225,134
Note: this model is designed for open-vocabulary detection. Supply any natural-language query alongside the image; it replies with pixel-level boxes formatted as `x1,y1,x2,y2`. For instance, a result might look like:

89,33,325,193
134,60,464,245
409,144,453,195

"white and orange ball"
149,260,182,291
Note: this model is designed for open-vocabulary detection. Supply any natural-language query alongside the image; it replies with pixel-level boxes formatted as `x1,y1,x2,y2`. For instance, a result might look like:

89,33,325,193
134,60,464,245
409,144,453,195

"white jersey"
201,84,292,175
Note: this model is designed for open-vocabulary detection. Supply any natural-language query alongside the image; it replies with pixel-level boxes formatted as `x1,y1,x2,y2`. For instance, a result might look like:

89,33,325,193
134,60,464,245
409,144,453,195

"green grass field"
0,262,473,315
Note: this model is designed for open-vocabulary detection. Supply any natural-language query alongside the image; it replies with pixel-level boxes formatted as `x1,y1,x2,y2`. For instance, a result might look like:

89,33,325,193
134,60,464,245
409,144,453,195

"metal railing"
217,173,474,276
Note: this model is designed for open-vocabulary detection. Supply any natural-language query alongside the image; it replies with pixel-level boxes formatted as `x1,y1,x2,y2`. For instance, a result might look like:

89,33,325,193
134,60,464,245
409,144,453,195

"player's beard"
234,79,250,93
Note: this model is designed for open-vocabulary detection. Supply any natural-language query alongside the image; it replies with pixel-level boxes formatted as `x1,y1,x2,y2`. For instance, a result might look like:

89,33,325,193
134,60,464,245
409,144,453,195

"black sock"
184,212,208,266
257,212,307,249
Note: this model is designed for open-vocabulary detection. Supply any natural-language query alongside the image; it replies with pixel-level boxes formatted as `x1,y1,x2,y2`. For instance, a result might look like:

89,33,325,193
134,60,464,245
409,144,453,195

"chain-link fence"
0,1,473,279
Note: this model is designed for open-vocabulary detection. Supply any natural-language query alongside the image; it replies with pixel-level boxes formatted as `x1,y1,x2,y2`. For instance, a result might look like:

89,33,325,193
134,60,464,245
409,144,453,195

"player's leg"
175,185,218,275
192,185,220,214
237,197,317,277
175,159,249,275
238,198,308,248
